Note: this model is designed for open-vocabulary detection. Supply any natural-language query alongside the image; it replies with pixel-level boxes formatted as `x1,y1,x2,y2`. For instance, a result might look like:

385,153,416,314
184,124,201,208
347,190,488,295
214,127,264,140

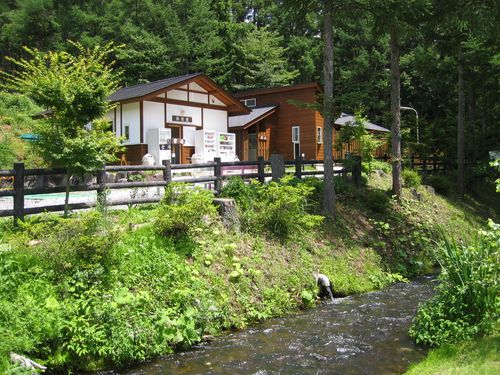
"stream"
121,277,436,375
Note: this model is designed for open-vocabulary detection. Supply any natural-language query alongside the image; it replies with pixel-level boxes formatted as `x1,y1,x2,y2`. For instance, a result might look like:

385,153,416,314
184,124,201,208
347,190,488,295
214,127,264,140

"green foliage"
364,160,392,174
0,165,490,372
404,334,500,375
300,290,316,308
410,221,499,346
365,189,391,213
245,176,323,240
402,169,422,188
490,158,500,192
425,175,453,195
0,135,15,168
0,92,42,168
154,183,216,238
2,42,122,175
232,25,299,90
220,176,256,210
222,176,324,240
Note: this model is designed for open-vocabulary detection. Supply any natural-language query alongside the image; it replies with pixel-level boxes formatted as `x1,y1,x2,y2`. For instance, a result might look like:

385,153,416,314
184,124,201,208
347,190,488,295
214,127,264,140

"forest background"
0,0,499,179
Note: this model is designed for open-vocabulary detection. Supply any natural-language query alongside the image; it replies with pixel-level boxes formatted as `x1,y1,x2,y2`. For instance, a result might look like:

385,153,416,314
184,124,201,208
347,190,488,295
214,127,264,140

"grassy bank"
0,171,490,372
405,334,500,375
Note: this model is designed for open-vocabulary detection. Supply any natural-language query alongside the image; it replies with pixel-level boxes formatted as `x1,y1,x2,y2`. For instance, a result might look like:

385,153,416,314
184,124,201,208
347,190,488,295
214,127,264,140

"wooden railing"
0,155,361,222
375,155,447,174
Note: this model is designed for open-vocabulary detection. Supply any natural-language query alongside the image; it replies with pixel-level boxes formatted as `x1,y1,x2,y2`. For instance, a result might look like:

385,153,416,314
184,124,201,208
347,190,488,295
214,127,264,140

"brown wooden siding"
182,146,195,164
237,88,318,160
121,144,148,165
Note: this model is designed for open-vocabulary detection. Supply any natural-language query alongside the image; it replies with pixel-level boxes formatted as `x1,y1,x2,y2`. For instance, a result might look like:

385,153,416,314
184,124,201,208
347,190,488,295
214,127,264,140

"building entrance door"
248,133,257,161
166,126,181,164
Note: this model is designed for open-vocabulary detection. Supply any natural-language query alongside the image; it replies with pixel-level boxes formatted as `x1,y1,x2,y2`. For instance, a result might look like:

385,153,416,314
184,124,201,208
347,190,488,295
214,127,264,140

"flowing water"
122,277,436,375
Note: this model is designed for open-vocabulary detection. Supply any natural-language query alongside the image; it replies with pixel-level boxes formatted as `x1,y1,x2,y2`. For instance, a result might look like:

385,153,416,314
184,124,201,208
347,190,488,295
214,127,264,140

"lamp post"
401,106,419,144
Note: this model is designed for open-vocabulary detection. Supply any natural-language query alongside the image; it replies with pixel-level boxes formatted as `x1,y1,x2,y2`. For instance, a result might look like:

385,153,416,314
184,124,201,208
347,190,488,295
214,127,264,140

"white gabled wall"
122,102,140,144
143,101,165,142
204,109,227,132
166,104,202,126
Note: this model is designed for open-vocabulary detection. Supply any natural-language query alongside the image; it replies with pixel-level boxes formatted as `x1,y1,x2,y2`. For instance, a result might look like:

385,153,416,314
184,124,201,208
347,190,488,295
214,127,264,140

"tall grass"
410,220,499,346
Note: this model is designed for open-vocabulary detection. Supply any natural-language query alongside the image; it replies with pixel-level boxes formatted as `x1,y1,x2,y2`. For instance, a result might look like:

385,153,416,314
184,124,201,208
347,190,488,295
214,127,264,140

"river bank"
405,334,499,375
120,277,437,374
0,172,490,372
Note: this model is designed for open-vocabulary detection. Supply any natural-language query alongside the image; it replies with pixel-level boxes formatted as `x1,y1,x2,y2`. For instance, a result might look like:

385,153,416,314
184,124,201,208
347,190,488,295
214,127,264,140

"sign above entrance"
172,115,193,123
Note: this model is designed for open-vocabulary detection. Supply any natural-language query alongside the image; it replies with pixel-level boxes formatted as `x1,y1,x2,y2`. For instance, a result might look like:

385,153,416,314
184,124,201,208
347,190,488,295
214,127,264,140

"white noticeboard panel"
147,128,172,165
195,130,217,162
217,132,236,162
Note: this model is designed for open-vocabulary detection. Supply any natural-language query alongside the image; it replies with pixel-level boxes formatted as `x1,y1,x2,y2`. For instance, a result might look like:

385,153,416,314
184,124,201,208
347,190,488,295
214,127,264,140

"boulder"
410,188,423,201
423,185,435,195
373,169,388,178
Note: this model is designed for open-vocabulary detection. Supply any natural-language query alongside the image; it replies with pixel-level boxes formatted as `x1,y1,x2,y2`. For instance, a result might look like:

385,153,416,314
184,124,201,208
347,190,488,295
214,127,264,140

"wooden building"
229,83,389,161
106,73,249,164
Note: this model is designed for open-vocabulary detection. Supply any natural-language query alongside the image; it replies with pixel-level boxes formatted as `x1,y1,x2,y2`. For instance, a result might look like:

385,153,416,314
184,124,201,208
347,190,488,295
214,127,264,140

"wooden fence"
0,155,361,222
376,155,446,174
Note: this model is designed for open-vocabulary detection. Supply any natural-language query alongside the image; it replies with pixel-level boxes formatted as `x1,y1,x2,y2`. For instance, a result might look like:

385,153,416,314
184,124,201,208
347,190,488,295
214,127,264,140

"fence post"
294,155,303,179
214,157,222,194
410,155,415,170
433,155,437,174
162,160,172,185
422,157,427,175
270,154,285,182
13,162,25,224
257,156,265,183
96,169,107,209
352,156,362,187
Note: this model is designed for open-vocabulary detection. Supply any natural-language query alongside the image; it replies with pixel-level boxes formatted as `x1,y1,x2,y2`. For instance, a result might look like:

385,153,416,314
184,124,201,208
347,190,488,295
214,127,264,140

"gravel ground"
0,187,165,212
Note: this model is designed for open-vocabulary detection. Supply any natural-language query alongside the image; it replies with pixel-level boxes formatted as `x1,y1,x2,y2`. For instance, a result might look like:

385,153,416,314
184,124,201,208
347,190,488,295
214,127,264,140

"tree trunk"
457,51,465,197
322,0,336,219
390,28,402,198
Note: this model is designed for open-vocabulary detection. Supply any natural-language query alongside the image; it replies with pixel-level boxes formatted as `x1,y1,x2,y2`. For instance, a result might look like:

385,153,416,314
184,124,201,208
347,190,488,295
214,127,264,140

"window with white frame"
124,125,130,141
317,127,323,144
240,98,257,108
292,126,300,143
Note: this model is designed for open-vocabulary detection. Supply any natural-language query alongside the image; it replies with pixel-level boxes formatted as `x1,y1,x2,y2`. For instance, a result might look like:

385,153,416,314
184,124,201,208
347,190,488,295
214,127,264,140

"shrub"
402,169,422,188
363,159,391,174
365,190,390,213
220,176,256,210
426,175,453,195
154,183,216,237
409,220,499,346
249,176,323,240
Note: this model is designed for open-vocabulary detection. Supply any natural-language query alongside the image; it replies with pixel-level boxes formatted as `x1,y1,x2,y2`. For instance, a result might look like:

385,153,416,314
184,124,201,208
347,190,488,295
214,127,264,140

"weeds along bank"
0,172,489,372
404,221,499,375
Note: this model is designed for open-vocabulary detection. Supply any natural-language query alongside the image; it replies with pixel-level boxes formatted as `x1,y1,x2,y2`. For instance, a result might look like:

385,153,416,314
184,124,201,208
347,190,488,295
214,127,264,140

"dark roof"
108,73,203,102
228,105,278,129
335,113,389,132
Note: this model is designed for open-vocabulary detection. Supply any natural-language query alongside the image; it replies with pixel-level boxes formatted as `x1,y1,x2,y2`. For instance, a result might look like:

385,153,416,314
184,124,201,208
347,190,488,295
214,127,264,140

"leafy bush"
402,169,422,188
410,220,499,346
375,160,392,173
365,190,390,213
426,175,453,195
248,176,323,240
220,176,256,210
154,183,216,237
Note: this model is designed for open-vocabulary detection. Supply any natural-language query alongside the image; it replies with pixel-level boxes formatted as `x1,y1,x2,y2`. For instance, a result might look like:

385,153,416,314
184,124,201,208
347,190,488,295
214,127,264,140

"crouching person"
314,271,334,303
